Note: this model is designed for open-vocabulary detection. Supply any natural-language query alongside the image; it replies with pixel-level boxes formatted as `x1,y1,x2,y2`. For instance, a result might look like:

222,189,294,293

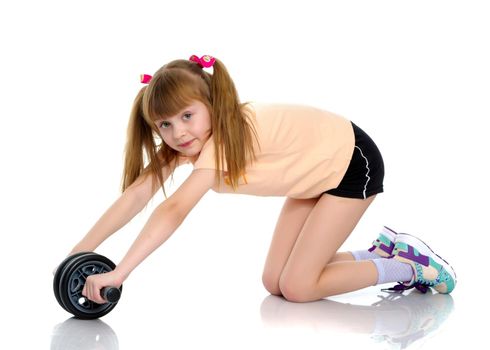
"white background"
1,0,488,349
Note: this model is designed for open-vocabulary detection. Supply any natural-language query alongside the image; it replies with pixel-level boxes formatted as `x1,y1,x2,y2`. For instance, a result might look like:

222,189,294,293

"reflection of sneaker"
368,226,398,257
371,290,455,349
391,233,457,294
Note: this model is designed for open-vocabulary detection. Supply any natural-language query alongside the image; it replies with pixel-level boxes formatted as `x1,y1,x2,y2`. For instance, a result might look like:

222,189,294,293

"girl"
72,54,456,305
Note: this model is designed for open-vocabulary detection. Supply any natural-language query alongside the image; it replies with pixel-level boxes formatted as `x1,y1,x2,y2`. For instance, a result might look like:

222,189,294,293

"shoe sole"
396,233,457,285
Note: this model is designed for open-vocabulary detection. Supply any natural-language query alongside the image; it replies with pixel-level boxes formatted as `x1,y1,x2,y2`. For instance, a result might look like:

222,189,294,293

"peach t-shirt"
183,103,355,199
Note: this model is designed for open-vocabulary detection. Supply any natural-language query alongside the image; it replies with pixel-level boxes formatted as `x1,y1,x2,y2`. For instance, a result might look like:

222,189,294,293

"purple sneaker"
368,226,398,257
388,233,457,294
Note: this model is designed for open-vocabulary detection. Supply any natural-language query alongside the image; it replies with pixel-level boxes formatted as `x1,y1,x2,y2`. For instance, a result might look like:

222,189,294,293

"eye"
183,113,192,120
159,121,171,129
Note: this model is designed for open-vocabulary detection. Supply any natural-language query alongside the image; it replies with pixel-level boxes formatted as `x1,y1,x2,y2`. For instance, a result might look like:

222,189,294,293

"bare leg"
262,197,367,297
329,251,355,263
279,194,378,302
262,197,320,296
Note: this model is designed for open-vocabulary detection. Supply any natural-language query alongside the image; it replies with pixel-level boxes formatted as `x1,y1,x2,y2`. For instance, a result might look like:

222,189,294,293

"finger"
89,283,106,304
90,283,98,303
97,285,109,304
82,276,93,298
92,290,106,304
94,287,105,304
87,280,95,302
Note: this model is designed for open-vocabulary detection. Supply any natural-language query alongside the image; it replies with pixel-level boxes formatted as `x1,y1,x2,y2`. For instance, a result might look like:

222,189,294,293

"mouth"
178,139,195,148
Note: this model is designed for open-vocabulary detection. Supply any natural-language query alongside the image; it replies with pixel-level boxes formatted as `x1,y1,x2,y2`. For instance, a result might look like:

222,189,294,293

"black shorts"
324,121,385,199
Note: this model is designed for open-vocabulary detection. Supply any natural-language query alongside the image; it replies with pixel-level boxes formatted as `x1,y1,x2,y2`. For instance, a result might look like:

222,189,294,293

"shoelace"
382,281,431,294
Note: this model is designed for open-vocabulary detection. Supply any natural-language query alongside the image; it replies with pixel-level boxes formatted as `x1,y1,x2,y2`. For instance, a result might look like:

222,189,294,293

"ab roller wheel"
53,252,122,319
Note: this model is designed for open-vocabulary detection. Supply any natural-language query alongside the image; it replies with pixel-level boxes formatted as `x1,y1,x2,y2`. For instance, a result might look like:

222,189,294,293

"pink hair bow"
140,74,152,84
189,54,216,68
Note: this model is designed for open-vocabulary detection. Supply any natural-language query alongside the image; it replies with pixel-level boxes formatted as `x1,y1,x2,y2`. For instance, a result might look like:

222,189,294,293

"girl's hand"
82,270,123,304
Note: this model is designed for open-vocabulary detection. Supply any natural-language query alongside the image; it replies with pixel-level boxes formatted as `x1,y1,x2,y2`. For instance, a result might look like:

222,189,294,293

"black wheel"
54,252,123,319
53,252,89,313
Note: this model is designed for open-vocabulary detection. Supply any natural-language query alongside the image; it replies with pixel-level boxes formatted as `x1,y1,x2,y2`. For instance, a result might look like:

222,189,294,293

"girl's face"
154,100,212,159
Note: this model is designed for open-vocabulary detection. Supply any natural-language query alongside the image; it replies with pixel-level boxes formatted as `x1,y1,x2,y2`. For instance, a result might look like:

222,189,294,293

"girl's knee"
262,272,282,296
278,274,316,303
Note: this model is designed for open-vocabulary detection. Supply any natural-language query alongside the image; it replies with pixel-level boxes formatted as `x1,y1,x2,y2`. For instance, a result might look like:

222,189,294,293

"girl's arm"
69,169,166,255
82,168,216,304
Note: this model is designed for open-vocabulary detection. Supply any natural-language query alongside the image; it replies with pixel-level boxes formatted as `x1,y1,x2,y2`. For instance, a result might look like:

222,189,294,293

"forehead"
159,103,198,121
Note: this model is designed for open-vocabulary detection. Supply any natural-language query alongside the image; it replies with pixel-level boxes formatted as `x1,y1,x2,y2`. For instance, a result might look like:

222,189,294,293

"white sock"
372,258,413,285
351,227,398,261
351,250,382,261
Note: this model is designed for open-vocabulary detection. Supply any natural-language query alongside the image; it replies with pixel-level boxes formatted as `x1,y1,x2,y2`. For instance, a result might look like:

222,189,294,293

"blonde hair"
121,58,260,198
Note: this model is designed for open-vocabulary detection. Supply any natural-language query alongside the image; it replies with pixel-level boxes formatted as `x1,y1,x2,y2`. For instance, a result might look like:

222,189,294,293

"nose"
173,123,187,140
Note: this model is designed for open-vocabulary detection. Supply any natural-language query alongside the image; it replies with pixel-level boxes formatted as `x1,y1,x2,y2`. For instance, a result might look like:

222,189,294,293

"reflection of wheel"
53,252,122,319
51,318,119,350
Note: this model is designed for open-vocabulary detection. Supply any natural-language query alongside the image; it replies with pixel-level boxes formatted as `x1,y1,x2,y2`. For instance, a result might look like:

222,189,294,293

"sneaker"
390,233,457,294
368,226,398,257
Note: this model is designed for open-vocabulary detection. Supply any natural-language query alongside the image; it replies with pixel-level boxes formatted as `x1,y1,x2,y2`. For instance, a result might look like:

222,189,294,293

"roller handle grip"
100,287,121,303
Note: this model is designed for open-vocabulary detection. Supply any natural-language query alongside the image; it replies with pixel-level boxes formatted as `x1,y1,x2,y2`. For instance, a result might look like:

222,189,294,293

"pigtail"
121,86,165,195
135,56,259,194
210,59,260,190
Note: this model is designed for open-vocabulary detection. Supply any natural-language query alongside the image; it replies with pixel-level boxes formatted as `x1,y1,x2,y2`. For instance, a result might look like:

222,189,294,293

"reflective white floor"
15,285,483,349
51,289,459,350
